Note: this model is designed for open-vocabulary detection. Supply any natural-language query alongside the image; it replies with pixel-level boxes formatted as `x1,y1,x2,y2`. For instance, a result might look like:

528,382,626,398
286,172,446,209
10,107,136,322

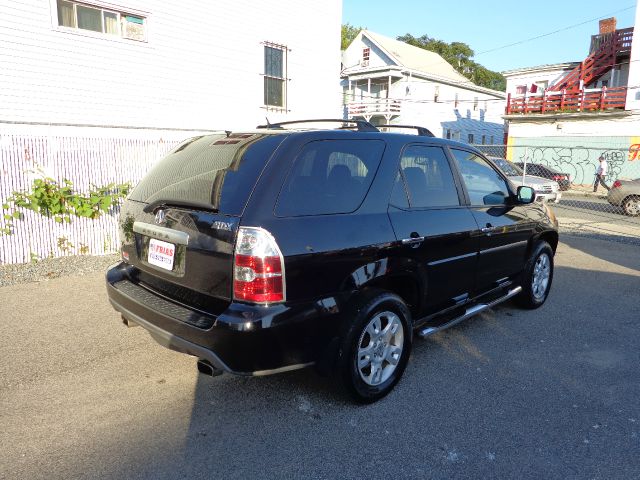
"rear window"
128,133,285,215
275,139,385,216
493,158,523,176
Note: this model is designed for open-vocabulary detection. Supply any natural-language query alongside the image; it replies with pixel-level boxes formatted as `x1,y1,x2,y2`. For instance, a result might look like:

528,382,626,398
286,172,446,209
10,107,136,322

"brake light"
552,175,562,180
612,180,622,189
233,227,285,303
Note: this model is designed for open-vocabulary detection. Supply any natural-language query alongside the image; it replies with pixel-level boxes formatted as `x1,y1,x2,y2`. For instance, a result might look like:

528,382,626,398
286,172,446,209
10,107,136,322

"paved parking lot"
1,234,639,480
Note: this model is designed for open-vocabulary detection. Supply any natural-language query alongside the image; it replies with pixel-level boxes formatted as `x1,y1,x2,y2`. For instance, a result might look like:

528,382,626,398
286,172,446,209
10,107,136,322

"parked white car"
490,157,562,203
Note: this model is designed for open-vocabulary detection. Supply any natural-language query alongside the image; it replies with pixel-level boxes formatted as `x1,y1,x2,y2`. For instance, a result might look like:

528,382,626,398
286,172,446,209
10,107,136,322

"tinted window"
390,171,410,208
518,163,541,176
128,134,285,215
451,149,510,205
399,146,459,208
492,158,523,176
276,139,385,216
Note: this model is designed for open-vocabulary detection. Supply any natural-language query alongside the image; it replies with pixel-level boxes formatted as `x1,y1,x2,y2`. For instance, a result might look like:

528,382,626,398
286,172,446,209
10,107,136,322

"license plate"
147,238,176,271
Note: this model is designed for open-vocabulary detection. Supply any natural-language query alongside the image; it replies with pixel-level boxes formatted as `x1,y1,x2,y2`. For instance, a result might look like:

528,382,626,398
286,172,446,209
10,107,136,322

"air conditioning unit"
122,16,145,41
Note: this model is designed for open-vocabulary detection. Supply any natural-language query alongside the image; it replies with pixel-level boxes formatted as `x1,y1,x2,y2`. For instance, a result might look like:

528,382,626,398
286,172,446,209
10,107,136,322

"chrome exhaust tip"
197,359,223,377
122,316,139,328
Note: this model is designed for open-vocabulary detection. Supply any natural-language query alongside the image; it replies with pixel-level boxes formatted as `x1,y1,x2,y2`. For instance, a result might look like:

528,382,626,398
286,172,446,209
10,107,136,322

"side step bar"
418,286,522,338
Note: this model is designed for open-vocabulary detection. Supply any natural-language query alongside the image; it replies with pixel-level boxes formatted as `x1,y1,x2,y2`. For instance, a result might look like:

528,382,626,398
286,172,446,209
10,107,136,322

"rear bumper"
607,189,625,206
106,263,340,375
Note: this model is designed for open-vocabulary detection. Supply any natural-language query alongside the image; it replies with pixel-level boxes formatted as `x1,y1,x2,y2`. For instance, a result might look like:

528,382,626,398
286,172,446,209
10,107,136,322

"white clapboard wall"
0,134,181,264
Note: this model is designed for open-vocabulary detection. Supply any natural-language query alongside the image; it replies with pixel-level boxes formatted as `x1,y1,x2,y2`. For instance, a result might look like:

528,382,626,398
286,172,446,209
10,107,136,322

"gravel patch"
0,254,119,288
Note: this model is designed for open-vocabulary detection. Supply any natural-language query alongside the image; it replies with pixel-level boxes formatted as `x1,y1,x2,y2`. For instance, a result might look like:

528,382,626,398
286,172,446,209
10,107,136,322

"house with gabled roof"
341,30,506,145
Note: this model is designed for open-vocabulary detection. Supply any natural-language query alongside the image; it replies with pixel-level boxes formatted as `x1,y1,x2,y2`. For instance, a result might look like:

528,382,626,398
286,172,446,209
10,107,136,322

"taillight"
612,180,622,189
233,227,285,303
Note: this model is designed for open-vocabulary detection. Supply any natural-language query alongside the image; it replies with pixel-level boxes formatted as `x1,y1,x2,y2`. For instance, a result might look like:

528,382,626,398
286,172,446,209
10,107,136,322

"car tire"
516,241,554,310
336,292,412,403
622,196,640,217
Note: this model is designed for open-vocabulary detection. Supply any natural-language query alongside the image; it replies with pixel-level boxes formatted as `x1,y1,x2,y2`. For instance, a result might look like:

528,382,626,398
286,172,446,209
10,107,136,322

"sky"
342,0,637,73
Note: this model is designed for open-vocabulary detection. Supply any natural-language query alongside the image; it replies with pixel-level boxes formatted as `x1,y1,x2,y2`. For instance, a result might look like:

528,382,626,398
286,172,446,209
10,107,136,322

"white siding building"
1,0,342,135
0,0,342,263
341,30,506,144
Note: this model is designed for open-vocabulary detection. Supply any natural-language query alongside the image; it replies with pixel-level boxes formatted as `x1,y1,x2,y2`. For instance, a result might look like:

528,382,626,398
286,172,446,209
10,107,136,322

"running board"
417,286,522,338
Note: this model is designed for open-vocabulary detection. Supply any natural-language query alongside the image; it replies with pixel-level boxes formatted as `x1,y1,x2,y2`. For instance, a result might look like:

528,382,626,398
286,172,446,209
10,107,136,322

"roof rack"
379,125,435,137
256,119,379,133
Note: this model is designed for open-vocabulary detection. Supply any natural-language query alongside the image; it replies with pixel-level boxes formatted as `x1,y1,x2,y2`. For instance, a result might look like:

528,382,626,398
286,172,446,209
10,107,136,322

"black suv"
106,120,558,403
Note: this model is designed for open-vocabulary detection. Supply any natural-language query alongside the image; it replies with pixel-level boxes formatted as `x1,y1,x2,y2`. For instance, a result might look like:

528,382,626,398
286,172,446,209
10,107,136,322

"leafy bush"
1,176,130,235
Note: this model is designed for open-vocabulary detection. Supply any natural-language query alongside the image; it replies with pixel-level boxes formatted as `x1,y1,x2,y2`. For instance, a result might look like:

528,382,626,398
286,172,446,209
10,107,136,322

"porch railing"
346,98,402,117
506,87,627,115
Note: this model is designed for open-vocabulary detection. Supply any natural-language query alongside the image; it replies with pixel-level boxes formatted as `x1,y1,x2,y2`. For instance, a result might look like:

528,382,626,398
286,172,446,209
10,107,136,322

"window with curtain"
264,44,287,108
56,0,145,40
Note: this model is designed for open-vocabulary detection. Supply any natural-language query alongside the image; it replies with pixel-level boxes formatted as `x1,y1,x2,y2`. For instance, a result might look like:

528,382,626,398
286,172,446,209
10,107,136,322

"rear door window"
398,145,460,208
275,139,385,216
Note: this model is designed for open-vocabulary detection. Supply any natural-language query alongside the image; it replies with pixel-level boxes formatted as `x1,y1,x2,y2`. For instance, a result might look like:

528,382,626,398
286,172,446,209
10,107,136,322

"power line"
476,5,636,56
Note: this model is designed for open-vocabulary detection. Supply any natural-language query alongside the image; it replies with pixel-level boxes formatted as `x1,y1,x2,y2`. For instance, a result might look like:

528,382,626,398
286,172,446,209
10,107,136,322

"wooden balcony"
505,87,627,115
346,98,401,118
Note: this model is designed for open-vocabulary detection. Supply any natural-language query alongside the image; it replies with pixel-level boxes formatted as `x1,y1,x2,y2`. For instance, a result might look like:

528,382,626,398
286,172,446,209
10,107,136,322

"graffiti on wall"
513,146,630,185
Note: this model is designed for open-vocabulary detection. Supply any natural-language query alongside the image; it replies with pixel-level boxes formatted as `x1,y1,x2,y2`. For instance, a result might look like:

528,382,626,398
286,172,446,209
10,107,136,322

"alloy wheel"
623,197,640,216
356,311,404,386
532,253,551,300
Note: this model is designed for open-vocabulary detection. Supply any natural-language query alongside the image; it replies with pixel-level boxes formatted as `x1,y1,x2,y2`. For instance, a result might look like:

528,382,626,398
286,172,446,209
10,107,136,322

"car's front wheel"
517,241,554,309
622,196,640,216
337,292,412,403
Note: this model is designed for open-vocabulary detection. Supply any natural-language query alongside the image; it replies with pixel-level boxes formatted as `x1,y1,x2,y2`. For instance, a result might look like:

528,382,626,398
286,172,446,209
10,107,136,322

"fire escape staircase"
547,27,633,92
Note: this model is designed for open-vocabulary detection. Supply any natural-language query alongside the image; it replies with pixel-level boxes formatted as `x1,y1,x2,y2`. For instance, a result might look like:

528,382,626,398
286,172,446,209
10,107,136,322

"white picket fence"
0,134,186,264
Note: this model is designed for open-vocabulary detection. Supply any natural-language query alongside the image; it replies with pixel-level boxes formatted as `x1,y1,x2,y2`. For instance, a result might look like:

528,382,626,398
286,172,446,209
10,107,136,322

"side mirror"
517,186,535,204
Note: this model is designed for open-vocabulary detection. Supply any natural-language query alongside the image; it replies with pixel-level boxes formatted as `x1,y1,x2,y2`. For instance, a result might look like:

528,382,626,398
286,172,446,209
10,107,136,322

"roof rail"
256,119,379,133
379,125,435,137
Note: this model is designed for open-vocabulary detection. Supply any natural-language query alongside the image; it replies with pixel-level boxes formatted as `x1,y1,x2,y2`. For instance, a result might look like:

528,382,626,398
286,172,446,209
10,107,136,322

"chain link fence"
475,144,640,244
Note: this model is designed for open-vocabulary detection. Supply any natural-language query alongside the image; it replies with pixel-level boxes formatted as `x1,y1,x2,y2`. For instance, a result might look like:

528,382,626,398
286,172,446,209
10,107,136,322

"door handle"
481,223,494,235
402,235,425,245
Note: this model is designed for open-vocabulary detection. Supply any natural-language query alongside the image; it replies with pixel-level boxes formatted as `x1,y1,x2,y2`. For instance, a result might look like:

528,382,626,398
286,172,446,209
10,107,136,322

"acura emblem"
154,209,166,225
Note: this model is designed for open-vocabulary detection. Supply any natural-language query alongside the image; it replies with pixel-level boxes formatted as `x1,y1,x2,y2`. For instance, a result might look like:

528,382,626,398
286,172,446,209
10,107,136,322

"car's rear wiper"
143,199,219,213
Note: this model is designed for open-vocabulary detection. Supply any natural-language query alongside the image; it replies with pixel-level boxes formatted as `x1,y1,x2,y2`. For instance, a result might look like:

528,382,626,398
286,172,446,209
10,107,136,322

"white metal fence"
475,144,640,243
2,136,639,264
0,134,182,264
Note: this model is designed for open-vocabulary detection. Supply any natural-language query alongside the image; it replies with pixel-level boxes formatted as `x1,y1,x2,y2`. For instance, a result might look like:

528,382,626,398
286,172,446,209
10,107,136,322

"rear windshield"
128,133,285,215
275,139,385,216
493,158,523,176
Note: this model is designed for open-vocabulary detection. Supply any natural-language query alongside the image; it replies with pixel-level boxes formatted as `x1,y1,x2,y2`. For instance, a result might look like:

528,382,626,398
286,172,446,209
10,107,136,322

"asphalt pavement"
1,234,639,480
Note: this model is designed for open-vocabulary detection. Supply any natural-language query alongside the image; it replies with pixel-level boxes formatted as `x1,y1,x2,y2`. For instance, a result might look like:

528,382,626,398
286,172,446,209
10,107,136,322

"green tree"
396,34,505,91
341,23,364,50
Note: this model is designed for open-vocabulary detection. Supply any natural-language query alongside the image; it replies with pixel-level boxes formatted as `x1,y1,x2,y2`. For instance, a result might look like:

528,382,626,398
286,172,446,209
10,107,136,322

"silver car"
607,178,640,216
490,158,561,203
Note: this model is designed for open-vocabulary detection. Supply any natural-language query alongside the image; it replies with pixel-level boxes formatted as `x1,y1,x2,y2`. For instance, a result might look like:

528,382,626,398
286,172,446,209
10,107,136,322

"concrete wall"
507,116,640,185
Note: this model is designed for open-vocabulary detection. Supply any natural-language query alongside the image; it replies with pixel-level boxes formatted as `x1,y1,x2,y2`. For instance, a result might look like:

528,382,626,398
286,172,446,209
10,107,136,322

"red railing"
548,27,633,92
505,87,627,115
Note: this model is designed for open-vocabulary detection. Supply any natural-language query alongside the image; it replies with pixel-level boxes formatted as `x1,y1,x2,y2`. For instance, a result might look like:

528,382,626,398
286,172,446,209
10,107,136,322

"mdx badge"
154,209,166,225
212,220,232,231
